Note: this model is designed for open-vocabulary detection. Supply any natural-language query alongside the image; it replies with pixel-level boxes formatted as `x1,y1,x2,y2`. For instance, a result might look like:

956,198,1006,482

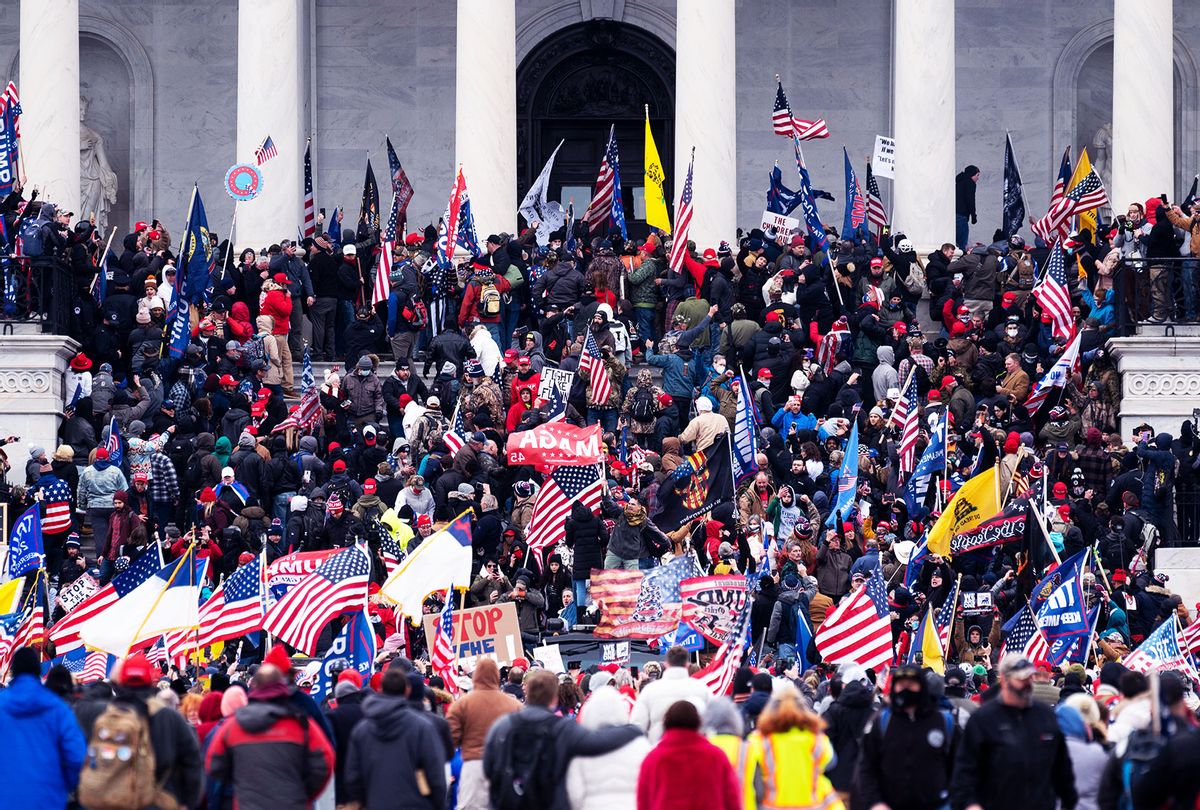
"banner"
948,510,1027,556
422,602,524,669
505,422,602,469
927,467,999,556
311,610,376,706
872,135,896,179
654,434,735,532
643,112,671,233
266,549,338,600
680,576,750,644
536,367,574,421
55,573,98,614
7,504,42,577
1123,618,1200,683
760,210,801,239
0,101,15,196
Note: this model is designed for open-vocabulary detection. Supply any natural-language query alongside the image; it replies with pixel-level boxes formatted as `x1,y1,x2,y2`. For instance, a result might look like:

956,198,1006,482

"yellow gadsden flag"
927,466,1000,557
644,108,672,233
1070,147,1097,238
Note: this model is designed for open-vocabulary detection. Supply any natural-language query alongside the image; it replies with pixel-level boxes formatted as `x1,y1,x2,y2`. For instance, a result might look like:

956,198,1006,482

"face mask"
1006,327,1018,336
891,689,921,710
886,303,899,311
713,363,726,375
358,369,370,376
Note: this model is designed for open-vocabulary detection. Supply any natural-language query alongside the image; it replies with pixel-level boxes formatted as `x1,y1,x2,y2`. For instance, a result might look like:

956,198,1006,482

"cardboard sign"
423,602,524,669
532,643,567,674
872,135,896,179
537,368,574,406
56,573,98,613
760,210,801,238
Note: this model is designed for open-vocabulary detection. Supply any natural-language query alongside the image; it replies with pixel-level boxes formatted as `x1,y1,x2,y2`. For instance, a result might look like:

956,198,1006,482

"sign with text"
505,421,603,469
760,210,801,239
537,367,575,421
423,602,524,669
680,576,750,644
56,573,98,614
872,135,896,179
602,641,631,665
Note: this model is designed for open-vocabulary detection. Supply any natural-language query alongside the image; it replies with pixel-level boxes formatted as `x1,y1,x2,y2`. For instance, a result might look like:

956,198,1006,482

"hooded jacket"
0,674,85,808
344,692,448,809
564,500,607,577
445,658,521,761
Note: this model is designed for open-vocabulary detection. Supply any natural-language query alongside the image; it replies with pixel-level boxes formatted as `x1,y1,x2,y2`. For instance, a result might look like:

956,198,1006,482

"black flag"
1002,133,1026,238
357,159,380,240
1184,175,1199,214
653,434,735,532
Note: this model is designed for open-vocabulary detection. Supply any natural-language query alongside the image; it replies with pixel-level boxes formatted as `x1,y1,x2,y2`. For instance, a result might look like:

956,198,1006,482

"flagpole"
125,545,196,658
225,205,238,272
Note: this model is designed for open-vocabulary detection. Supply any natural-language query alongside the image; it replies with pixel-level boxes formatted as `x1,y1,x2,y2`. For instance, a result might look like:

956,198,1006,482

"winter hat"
1003,432,1020,454
695,397,713,413
290,495,308,513
327,494,344,513
466,358,484,377
199,487,217,503
263,645,293,673
268,518,283,536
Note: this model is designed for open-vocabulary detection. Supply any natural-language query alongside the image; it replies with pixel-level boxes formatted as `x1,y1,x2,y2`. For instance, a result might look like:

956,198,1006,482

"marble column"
675,0,736,249
1112,0,1174,209
20,0,80,216
236,0,304,249
892,0,955,251
456,0,516,235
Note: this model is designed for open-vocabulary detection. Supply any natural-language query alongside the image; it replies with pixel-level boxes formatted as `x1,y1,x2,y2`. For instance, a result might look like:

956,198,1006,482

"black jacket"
564,501,607,578
1131,725,1200,810
823,680,878,791
853,702,958,810
324,688,368,804
343,693,447,810
949,697,1078,810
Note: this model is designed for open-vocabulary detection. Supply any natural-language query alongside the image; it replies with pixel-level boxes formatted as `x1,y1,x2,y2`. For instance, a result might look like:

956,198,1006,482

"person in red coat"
261,274,296,394
636,700,741,810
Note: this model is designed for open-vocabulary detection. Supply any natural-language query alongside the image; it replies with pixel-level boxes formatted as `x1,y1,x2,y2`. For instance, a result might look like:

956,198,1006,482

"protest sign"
760,210,801,238
56,573,98,613
423,602,524,668
872,135,896,179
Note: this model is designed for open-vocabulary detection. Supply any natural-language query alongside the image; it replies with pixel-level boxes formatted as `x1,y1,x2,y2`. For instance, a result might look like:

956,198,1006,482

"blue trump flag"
312,609,376,706
180,185,215,304
792,134,830,259
766,165,801,216
327,205,342,247
104,417,123,468
7,503,42,577
842,148,869,243
905,421,946,516
733,371,759,484
825,418,859,526
167,298,191,360
1031,549,1092,665
0,99,16,197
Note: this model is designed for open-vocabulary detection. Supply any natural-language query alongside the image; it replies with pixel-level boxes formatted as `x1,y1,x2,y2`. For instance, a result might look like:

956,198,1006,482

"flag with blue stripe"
8,503,42,577
904,423,945,516
105,417,123,467
733,371,759,484
825,419,859,526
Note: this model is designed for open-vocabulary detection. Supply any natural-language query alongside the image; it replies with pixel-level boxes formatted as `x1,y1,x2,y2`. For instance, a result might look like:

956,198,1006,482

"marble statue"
1092,122,1112,187
79,96,117,232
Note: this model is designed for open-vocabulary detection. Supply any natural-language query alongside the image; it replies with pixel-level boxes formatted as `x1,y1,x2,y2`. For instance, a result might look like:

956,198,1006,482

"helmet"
1008,234,1026,250
897,239,914,253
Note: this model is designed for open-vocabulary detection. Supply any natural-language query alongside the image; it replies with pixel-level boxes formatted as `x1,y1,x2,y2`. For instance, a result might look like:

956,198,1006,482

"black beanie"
10,647,40,678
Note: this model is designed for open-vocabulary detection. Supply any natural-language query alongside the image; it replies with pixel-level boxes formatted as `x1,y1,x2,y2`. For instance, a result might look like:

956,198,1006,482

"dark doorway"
517,20,675,242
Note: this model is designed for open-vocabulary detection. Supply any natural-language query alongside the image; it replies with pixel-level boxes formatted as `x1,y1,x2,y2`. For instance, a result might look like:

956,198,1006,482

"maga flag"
653,434,735,532
180,186,215,304
644,110,671,233
841,147,868,243
927,466,999,556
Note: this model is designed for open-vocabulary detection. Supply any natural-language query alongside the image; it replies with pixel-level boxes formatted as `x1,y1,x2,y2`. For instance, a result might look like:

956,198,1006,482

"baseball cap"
998,653,1034,680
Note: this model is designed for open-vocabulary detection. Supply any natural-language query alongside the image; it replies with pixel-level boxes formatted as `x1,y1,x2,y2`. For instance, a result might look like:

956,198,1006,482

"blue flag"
1032,549,1091,665
92,245,110,308
167,298,191,360
565,202,577,253
733,371,759,484
795,604,816,673
904,533,929,590
7,504,42,577
766,165,801,216
0,101,16,197
792,135,830,259
457,190,481,258
842,147,869,243
105,417,124,468
905,423,946,516
825,419,859,526
180,186,215,304
312,610,376,706
327,205,342,247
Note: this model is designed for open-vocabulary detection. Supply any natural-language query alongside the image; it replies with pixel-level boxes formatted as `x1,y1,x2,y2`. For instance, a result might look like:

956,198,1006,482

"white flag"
518,139,566,244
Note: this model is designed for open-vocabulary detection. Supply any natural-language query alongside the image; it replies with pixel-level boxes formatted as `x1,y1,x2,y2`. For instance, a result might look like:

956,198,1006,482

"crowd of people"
1,164,1200,807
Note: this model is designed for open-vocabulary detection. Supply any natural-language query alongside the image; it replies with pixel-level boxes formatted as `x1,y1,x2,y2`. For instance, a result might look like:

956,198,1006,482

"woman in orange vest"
741,685,845,810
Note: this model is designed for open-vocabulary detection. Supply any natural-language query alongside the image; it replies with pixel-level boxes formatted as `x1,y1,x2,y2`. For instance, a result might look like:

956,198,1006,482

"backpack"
478,280,502,318
185,452,205,486
405,298,429,330
1119,727,1168,810
490,715,556,810
631,387,656,422
241,334,267,367
901,257,927,296
18,218,43,257
78,701,177,810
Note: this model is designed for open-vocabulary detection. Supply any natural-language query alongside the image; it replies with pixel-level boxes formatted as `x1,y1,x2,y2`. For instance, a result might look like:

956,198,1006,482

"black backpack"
631,387,656,422
490,715,556,810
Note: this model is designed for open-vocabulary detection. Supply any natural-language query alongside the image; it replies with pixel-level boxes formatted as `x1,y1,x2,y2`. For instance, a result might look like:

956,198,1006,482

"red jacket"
261,289,293,336
637,729,741,810
458,272,511,327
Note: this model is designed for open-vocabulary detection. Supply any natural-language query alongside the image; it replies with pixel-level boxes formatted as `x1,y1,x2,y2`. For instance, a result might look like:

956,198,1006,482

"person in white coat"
629,646,712,742
470,324,502,378
566,685,650,810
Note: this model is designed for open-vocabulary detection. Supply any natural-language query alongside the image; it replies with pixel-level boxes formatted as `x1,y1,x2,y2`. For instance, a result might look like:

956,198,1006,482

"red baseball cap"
757,368,773,379
941,375,956,389
117,653,156,687
333,459,347,473
363,478,377,494
219,374,236,386
337,669,363,689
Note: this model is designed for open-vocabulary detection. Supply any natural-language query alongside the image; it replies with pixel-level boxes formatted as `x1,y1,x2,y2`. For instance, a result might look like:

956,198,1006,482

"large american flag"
814,563,894,672
1032,169,1107,243
431,591,458,694
386,136,415,217
771,80,828,141
302,139,315,238
254,134,278,165
263,545,370,655
1025,330,1081,414
1031,147,1074,245
865,162,888,234
49,548,162,653
579,329,612,405
818,317,850,375
443,400,467,456
694,577,754,696
584,125,625,237
165,555,264,656
1032,241,1075,341
895,373,921,476
592,554,704,638
667,148,695,274
1001,604,1050,665
1183,618,1200,655
373,191,399,306
525,464,603,559
37,477,73,535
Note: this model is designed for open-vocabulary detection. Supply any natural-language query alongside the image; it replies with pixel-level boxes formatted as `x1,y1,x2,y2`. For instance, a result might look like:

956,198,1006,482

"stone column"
0,335,80,460
892,0,955,251
1112,0,1174,208
456,0,516,234
675,0,736,249
20,0,80,216
236,0,305,248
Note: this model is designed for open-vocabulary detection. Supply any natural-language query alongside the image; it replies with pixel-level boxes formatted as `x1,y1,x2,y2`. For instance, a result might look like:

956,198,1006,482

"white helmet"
898,239,914,253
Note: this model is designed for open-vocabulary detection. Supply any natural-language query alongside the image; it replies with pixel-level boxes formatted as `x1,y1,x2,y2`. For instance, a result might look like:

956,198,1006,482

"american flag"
592,554,704,638
143,637,168,665
0,610,24,673
895,372,921,476
933,576,960,650
373,191,399,306
105,417,123,467
435,168,466,269
1001,604,1050,665
82,649,114,683
818,317,850,375
813,563,894,672
379,527,402,577
165,555,264,656
1033,241,1075,341
254,135,278,165
693,577,754,696
1031,147,1073,244
1032,169,1107,244
301,342,315,394
431,590,459,694
302,139,315,238
49,548,163,653
579,329,612,405
584,125,626,238
667,148,695,274
386,136,414,217
263,545,370,655
443,400,467,455
12,579,45,651
37,477,73,535
1025,330,1081,414
525,464,603,558
865,162,888,234
771,80,829,140
3,82,20,137
1184,618,1200,655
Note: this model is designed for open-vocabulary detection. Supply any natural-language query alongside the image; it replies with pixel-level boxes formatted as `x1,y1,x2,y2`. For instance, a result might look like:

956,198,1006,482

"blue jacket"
645,347,693,398
0,674,86,806
772,408,817,436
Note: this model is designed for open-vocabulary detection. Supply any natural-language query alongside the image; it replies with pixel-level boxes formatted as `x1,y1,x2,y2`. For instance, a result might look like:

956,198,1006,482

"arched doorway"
517,20,675,241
